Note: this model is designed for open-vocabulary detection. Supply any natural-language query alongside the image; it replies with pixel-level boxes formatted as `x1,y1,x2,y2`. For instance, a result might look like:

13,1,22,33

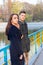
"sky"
19,0,43,4
0,0,43,5
19,0,37,4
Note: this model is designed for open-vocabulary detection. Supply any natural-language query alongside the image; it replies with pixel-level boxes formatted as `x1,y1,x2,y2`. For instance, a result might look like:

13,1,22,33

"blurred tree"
11,1,24,14
26,14,33,22
23,2,34,15
33,4,43,21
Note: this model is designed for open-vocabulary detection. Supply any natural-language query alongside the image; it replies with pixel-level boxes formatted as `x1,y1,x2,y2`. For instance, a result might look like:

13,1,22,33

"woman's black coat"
7,24,24,65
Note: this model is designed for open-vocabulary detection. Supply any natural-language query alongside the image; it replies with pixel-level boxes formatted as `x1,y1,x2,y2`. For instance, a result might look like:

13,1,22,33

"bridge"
0,28,43,65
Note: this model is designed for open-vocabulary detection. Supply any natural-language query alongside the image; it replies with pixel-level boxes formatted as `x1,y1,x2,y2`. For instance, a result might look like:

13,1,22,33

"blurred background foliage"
0,0,43,22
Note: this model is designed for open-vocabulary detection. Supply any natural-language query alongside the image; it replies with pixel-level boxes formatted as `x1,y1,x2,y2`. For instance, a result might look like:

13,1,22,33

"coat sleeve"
6,27,16,40
18,42,23,56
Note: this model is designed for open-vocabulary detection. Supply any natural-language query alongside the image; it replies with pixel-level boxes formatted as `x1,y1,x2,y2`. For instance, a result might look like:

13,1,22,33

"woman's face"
11,15,18,24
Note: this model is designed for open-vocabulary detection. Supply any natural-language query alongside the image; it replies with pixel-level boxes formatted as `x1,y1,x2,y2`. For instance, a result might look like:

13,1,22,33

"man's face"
19,13,26,22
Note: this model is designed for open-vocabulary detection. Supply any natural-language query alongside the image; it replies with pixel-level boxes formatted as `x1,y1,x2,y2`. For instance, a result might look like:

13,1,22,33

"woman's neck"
12,22,20,29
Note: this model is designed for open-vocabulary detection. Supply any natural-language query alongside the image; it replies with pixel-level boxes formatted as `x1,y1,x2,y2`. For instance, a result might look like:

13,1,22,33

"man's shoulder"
24,21,27,25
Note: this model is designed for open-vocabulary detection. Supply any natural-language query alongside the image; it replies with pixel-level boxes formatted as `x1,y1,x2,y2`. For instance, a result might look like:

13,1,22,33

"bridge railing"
29,28,43,60
0,28,43,65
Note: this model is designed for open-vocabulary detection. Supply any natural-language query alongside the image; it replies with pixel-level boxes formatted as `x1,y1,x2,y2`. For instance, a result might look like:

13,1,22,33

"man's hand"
21,35,24,39
19,55,23,60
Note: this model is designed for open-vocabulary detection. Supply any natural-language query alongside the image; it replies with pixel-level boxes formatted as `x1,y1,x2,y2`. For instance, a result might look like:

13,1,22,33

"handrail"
28,28,43,54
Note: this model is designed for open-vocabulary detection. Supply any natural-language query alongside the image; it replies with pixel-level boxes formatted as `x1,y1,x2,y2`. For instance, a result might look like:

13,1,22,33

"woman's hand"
19,55,23,60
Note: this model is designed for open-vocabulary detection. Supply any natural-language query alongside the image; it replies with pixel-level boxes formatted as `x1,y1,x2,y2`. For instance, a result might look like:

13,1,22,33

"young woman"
6,14,24,65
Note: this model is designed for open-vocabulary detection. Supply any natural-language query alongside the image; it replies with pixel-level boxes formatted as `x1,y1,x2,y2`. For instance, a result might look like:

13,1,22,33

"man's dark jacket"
19,21,30,52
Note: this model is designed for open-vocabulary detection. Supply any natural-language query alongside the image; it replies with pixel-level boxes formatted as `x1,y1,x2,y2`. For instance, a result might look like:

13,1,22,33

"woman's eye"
14,17,16,19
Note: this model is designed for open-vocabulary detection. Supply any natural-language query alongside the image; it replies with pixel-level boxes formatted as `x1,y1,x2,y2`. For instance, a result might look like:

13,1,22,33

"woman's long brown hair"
5,14,19,35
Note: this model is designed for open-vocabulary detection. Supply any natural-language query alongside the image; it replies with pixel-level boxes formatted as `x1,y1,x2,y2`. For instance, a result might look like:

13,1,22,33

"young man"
19,11,30,65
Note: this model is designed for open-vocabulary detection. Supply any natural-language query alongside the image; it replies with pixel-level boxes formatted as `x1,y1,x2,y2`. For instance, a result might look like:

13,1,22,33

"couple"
6,11,30,65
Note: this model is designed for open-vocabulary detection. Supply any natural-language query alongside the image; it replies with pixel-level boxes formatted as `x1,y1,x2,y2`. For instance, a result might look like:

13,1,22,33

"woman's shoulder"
10,24,20,32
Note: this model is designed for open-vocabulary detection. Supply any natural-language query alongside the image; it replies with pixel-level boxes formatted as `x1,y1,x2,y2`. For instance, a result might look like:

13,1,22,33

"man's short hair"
19,10,26,15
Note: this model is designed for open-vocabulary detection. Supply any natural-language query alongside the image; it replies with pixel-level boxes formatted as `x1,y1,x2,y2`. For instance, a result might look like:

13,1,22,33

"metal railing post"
4,49,8,65
34,33,37,54
40,30,42,47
